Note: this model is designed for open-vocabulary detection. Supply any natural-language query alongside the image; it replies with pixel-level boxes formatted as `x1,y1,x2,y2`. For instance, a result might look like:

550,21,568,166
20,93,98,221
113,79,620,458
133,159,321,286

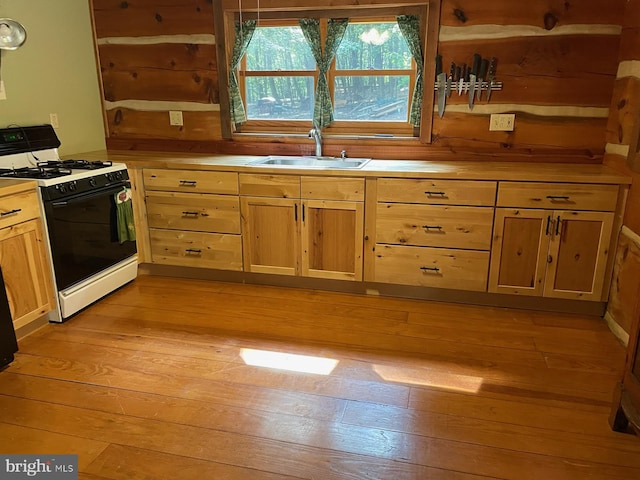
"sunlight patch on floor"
373,364,483,393
240,348,339,375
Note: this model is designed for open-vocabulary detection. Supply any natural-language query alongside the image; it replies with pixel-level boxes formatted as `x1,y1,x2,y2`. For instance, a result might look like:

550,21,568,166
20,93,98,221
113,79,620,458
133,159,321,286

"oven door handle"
49,183,130,208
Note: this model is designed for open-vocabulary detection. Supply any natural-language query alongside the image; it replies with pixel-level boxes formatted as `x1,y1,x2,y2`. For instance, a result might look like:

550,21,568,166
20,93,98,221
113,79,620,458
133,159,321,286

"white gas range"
0,124,138,322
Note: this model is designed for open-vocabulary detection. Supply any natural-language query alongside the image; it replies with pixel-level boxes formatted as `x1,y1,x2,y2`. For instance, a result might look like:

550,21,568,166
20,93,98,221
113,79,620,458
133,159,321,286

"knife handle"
454,65,461,82
449,62,455,79
487,57,497,80
479,59,488,80
460,63,468,81
471,54,481,75
435,54,443,76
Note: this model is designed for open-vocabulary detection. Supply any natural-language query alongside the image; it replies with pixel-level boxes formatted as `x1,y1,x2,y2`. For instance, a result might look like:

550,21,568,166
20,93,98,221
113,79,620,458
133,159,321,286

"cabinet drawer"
377,178,496,206
374,244,489,292
376,204,493,250
239,173,300,198
144,169,238,194
301,176,364,201
0,190,40,229
150,229,243,271
497,182,618,211
146,192,240,234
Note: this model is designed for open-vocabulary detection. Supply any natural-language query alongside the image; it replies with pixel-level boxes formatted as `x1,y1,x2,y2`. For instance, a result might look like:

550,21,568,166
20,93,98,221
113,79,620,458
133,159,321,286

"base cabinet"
240,174,364,280
144,169,243,271
372,178,496,291
0,185,55,330
489,182,617,301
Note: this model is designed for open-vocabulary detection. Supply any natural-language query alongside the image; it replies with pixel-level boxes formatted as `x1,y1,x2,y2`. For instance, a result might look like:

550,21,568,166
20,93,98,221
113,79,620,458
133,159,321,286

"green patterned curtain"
228,20,257,125
299,18,349,128
397,15,423,127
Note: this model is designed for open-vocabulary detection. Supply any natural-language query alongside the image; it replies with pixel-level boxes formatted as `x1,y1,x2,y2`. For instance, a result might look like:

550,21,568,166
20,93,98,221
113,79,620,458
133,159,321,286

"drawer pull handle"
425,191,446,196
422,225,443,231
185,248,202,255
182,211,199,216
420,266,440,273
0,208,21,217
546,195,570,200
179,180,197,186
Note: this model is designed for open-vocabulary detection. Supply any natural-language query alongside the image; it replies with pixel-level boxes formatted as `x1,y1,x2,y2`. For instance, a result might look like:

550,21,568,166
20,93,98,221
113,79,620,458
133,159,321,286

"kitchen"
1,0,640,478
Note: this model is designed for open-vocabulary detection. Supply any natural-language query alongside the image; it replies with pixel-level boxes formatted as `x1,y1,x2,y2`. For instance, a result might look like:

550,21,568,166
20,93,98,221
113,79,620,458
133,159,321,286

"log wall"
91,0,625,159
603,0,640,338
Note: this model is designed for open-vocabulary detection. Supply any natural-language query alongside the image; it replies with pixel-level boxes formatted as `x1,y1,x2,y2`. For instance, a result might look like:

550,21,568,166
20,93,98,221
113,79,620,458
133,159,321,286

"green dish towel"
115,189,136,243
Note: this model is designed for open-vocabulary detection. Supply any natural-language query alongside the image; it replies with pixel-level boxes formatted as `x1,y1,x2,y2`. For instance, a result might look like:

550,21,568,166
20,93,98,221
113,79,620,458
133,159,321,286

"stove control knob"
89,178,97,187
115,171,123,180
69,182,77,192
58,184,67,194
106,173,114,182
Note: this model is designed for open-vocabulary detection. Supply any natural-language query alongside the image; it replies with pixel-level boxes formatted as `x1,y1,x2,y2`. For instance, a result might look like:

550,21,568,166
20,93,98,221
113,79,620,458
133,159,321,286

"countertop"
68,150,632,184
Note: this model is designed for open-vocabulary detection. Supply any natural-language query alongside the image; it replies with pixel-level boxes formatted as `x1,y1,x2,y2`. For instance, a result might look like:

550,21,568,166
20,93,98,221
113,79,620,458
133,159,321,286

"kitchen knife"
477,58,488,102
459,63,467,95
486,57,497,102
447,62,455,98
453,65,461,97
468,54,480,109
435,54,447,118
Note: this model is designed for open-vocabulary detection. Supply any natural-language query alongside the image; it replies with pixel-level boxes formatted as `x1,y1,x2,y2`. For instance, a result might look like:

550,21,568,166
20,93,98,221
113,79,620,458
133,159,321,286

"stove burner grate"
0,166,72,179
37,159,113,170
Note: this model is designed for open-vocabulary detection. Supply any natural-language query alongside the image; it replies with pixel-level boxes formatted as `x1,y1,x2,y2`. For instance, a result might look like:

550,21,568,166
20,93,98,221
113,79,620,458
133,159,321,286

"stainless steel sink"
248,155,371,169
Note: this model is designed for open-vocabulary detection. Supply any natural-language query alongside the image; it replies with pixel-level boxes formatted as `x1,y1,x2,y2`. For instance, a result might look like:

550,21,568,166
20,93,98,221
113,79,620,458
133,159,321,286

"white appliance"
0,124,138,322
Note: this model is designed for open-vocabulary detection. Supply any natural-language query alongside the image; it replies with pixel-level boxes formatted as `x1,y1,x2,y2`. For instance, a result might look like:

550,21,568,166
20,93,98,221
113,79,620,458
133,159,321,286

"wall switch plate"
49,113,59,128
169,110,184,126
0,81,6,100
490,113,515,131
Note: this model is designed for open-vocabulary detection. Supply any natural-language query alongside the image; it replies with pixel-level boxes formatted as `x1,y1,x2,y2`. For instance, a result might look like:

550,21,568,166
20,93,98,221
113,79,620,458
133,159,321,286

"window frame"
239,18,417,136
215,1,438,144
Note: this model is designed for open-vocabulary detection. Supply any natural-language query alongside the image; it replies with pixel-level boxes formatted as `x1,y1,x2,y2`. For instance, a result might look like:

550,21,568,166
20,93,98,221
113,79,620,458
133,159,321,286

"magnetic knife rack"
433,80,503,93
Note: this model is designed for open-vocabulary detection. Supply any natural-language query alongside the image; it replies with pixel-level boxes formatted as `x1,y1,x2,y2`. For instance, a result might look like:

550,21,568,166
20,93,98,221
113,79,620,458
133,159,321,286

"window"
243,25,316,120
239,18,417,136
333,22,414,122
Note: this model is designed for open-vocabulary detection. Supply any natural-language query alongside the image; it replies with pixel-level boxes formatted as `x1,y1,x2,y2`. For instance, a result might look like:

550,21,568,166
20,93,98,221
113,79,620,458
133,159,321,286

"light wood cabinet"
240,174,365,280
144,169,242,270
489,182,617,301
0,183,55,329
372,178,496,291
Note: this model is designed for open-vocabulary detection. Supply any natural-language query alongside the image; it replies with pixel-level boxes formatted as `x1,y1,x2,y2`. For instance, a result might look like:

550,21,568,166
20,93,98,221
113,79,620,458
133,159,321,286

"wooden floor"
1,275,639,479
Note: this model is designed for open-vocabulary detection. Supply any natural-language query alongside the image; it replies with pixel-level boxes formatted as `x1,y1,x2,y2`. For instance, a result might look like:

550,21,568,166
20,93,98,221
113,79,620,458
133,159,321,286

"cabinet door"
544,210,614,300
301,200,364,281
0,219,54,329
488,209,549,296
241,197,299,275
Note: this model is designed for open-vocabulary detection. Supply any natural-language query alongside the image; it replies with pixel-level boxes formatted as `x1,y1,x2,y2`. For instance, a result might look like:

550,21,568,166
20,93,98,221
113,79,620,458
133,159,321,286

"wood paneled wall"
603,0,640,337
91,0,625,160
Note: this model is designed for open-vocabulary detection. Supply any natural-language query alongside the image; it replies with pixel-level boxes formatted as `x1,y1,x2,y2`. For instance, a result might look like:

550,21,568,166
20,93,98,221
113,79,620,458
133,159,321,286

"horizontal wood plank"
102,69,218,103
439,0,625,27
98,43,217,72
92,0,215,38
106,109,222,141
432,112,607,151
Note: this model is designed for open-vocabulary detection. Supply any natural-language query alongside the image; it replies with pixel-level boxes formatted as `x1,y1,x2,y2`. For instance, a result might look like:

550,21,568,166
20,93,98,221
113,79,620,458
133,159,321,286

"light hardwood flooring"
1,274,639,479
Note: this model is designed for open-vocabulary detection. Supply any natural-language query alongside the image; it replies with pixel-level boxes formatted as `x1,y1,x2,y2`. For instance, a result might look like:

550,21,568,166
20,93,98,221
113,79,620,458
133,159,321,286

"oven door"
43,183,137,291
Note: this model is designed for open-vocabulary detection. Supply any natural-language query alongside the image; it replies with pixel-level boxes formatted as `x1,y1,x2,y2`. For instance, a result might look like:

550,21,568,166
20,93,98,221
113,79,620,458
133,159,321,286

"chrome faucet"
308,125,322,157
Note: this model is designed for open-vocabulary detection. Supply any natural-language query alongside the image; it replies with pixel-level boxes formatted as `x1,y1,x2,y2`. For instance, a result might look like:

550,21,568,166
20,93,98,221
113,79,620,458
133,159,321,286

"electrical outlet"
49,113,59,128
490,113,515,131
0,81,6,100
169,110,183,126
